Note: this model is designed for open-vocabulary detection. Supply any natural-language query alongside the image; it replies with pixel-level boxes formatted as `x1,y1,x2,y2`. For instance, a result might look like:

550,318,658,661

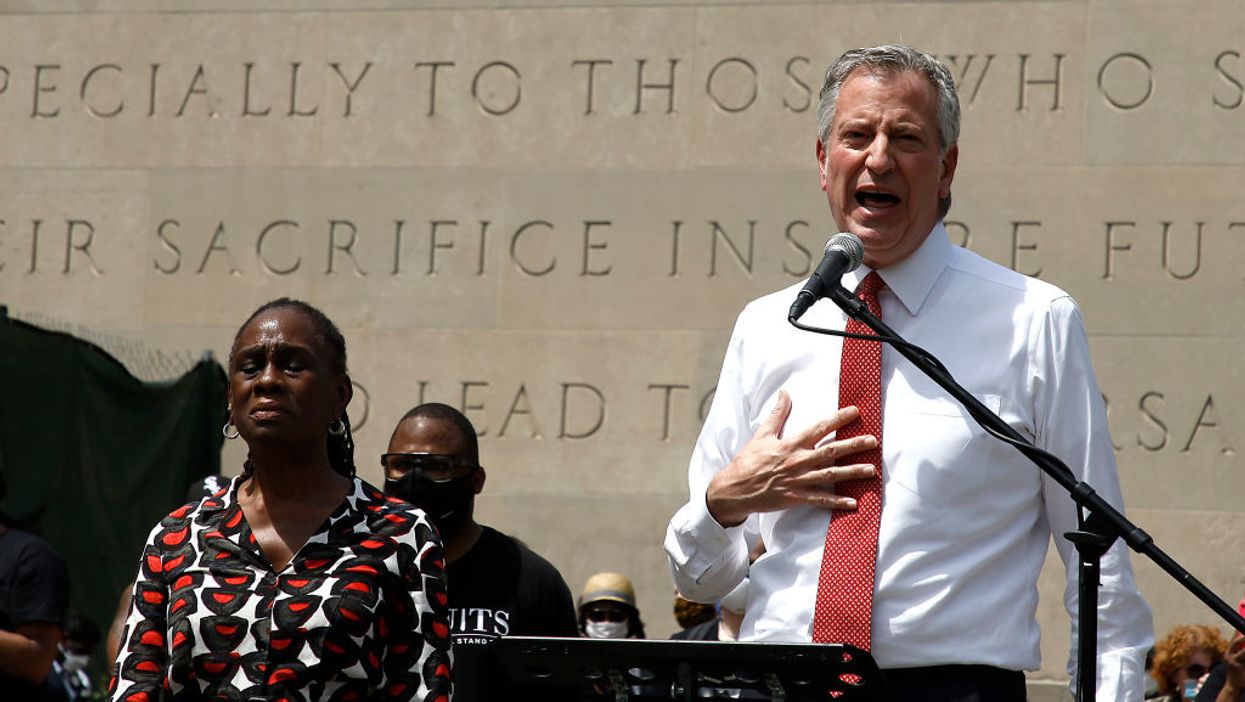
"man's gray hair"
816,45,961,154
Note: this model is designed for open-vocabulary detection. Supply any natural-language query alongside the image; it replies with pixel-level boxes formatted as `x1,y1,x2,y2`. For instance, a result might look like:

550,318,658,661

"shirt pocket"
886,393,1003,507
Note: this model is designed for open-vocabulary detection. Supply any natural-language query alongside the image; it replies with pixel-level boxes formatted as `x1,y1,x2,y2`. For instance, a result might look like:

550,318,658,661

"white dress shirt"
665,224,1153,700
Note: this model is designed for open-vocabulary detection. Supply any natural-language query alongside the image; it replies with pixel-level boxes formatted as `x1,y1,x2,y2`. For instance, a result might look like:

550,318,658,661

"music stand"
492,636,888,701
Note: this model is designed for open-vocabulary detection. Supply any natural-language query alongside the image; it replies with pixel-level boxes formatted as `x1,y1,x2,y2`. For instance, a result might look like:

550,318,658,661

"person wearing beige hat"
578,572,646,639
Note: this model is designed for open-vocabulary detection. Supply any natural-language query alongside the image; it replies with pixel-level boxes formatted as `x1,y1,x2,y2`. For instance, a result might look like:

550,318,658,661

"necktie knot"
854,271,884,319
857,271,884,302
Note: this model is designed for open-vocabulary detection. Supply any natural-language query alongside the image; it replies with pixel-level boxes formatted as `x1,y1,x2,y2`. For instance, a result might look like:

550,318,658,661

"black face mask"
384,471,476,541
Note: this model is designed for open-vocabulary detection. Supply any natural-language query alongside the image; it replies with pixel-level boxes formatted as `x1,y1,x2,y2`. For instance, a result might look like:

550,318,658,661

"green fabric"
0,313,226,653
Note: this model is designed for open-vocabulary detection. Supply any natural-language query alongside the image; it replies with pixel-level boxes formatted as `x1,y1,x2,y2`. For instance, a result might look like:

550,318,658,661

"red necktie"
812,271,884,649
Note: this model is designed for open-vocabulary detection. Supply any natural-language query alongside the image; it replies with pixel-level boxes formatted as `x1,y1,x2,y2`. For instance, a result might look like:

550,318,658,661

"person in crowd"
672,590,716,633
0,474,69,699
48,615,102,701
382,402,578,702
578,572,645,639
1196,632,1245,702
1149,624,1227,700
671,580,746,642
665,44,1152,700
108,298,451,701
672,541,763,642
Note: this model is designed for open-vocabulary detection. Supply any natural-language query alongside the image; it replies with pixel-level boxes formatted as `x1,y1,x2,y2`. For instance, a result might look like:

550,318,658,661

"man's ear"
472,466,487,495
938,143,959,199
816,139,830,191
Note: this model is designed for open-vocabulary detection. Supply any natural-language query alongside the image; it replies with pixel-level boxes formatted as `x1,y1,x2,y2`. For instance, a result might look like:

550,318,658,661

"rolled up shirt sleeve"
666,315,757,603
1032,296,1154,701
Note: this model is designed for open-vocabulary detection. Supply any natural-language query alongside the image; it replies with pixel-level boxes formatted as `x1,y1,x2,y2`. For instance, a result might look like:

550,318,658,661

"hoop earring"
222,420,240,440
328,418,346,437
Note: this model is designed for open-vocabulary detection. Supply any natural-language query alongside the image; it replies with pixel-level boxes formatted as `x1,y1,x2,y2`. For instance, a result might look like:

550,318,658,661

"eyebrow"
235,341,317,356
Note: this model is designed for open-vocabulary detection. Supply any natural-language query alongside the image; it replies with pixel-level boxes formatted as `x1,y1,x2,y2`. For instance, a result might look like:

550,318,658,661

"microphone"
788,233,865,321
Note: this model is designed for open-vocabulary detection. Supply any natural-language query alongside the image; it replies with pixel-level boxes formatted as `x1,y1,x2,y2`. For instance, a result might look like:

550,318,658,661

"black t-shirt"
446,526,578,702
0,526,69,700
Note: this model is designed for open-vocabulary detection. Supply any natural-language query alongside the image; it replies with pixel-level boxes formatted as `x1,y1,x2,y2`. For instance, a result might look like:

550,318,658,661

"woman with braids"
109,298,452,702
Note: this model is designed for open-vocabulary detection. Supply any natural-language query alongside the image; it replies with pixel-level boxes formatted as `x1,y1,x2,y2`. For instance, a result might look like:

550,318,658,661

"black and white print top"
109,476,452,702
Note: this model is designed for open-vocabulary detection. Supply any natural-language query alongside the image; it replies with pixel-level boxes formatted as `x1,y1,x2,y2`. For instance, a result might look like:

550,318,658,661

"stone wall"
2,0,1243,687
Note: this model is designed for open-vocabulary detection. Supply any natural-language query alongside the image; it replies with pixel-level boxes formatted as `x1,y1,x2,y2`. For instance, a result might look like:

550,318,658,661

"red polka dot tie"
812,271,884,649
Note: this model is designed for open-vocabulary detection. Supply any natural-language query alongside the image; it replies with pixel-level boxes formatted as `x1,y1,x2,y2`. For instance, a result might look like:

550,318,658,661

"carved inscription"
1101,221,1235,281
412,380,607,440
391,377,1239,458
4,49,1245,128
1105,391,1236,457
4,214,1245,284
0,219,104,274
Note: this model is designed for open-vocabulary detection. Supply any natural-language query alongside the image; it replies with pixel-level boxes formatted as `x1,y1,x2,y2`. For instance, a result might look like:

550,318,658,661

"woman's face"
1174,649,1214,695
581,600,632,639
228,307,349,448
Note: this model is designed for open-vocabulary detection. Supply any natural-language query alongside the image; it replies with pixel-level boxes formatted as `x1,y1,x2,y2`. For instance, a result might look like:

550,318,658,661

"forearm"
1217,683,1243,702
0,625,59,684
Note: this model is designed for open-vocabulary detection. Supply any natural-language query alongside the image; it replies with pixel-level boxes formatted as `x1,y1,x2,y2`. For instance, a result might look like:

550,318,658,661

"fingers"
791,405,862,447
798,462,877,488
784,463,877,512
756,390,793,438
814,431,878,462
800,492,860,512
757,395,868,450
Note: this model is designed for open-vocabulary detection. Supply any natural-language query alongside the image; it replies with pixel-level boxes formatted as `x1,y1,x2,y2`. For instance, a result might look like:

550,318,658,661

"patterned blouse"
109,477,452,701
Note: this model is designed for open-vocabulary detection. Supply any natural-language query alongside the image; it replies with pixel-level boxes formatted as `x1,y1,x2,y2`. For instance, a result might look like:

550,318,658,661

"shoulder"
0,528,66,574
0,527,57,557
721,280,815,360
145,481,234,548
154,476,236,531
489,528,571,587
343,481,446,590
737,281,807,325
350,478,441,549
502,530,561,573
946,245,1076,311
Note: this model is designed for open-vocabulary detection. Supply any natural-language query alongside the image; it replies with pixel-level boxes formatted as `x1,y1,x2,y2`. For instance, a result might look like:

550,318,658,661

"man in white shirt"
664,45,1153,701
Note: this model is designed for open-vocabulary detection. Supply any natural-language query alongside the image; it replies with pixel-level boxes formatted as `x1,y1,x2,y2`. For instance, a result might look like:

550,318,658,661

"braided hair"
230,297,357,479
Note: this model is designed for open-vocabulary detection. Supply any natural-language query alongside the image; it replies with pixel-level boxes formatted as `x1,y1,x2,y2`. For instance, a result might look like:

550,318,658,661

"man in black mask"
382,402,579,701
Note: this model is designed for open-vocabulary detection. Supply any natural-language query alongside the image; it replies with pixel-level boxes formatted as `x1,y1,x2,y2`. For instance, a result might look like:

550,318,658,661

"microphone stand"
789,283,1245,702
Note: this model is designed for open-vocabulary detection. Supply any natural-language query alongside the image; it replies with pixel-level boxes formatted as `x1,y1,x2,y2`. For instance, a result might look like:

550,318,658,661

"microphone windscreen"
825,232,864,273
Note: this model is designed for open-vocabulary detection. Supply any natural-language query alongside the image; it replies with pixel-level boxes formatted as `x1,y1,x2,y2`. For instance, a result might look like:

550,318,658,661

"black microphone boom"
788,233,865,321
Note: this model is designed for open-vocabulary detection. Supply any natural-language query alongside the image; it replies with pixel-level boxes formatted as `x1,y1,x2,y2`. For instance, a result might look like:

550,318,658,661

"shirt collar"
843,222,951,317
197,474,367,528
194,475,240,518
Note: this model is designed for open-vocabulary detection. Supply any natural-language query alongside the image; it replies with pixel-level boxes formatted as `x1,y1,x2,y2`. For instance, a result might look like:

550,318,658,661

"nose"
864,134,893,174
254,360,281,391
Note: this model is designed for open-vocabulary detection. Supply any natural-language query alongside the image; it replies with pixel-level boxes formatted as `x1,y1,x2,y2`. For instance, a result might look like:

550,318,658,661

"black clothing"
883,664,1027,702
46,660,93,702
671,619,720,641
446,526,577,702
0,526,69,700
1196,662,1245,702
